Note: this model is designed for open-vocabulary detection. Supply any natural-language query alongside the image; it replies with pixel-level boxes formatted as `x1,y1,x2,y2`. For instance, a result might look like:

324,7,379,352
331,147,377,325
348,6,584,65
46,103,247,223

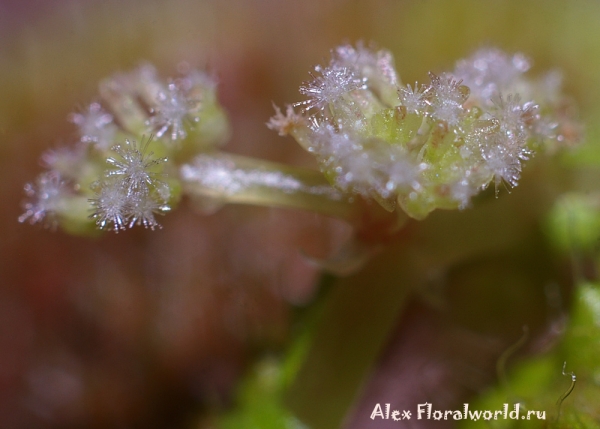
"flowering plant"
269,44,578,219
20,44,579,236
19,42,598,429
19,63,229,232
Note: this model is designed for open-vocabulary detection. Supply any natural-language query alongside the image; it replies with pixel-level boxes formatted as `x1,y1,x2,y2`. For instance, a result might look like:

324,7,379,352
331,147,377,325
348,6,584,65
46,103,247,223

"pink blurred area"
0,0,359,427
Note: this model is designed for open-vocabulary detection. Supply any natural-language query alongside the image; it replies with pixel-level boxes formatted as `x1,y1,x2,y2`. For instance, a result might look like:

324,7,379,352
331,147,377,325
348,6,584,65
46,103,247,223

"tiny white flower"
148,80,201,141
398,83,428,114
127,190,169,230
105,138,167,194
19,171,69,228
295,64,366,112
426,73,469,125
88,180,129,232
69,103,116,150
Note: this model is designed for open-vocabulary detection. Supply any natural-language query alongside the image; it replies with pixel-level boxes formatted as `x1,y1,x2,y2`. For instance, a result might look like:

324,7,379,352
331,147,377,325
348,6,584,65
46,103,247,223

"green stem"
285,265,412,429
179,152,365,223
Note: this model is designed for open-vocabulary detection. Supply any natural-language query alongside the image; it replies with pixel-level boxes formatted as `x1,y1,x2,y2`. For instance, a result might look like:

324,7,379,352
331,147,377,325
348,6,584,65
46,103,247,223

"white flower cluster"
19,46,580,234
138,64,209,141
89,139,170,231
101,63,213,143
269,44,579,219
18,171,69,229
20,64,224,232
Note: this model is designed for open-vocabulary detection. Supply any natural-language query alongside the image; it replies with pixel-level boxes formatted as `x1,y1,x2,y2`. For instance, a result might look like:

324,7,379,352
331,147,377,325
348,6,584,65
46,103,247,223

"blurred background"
1,0,599,428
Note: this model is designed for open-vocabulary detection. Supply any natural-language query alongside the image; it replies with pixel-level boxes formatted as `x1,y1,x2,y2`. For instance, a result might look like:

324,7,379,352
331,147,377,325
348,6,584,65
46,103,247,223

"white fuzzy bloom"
453,48,531,104
296,64,367,112
89,179,169,232
106,139,167,194
41,145,87,181
450,177,478,210
467,93,536,190
19,171,69,227
266,104,303,136
334,42,399,89
20,61,230,233
426,73,470,125
91,138,170,232
398,83,428,114
309,124,424,200
69,103,116,150
148,81,202,141
272,44,580,219
480,138,524,189
88,180,129,232
127,190,170,230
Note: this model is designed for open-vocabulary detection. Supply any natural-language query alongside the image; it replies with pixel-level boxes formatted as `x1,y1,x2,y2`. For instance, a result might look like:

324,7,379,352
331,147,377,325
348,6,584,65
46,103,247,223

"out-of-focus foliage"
457,190,600,428
458,282,600,429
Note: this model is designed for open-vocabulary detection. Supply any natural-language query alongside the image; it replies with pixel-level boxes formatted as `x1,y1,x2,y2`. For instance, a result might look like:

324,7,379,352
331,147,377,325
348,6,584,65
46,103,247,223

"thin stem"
180,152,365,223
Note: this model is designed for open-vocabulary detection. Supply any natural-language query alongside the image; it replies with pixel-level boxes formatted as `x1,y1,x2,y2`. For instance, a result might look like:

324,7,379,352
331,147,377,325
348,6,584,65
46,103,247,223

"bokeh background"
1,0,599,428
